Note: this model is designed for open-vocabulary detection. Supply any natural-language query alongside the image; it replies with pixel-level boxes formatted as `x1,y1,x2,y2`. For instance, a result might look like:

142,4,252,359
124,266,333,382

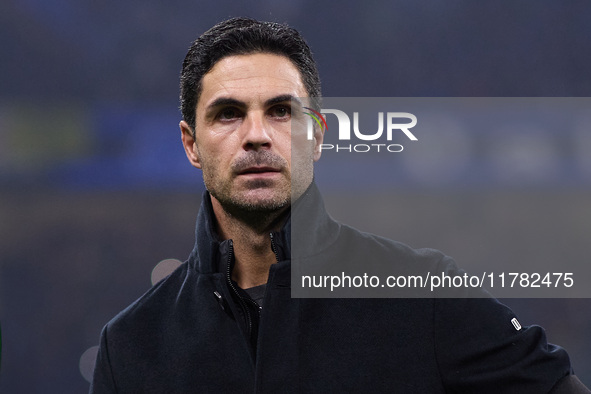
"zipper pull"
213,291,225,311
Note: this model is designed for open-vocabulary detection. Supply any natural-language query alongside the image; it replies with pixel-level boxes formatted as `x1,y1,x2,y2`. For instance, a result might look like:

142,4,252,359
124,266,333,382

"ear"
180,120,202,169
312,124,325,162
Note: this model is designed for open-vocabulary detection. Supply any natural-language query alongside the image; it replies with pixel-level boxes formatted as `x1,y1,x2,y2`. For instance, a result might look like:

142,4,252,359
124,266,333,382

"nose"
242,111,272,151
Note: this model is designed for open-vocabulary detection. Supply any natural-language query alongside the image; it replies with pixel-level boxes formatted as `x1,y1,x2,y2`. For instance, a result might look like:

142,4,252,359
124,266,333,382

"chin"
211,187,288,212
237,194,290,212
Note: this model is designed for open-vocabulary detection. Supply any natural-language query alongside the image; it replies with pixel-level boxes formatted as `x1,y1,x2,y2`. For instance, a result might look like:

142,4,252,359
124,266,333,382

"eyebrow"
265,94,303,108
205,94,304,113
206,97,246,111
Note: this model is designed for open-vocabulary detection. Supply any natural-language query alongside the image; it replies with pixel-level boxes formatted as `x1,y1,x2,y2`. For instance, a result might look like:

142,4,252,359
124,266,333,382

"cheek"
290,135,316,163
198,135,229,162
274,130,294,153
201,150,222,172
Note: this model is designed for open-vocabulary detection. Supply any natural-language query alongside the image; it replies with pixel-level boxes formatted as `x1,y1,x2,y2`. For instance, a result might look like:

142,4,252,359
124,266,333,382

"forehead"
198,53,307,109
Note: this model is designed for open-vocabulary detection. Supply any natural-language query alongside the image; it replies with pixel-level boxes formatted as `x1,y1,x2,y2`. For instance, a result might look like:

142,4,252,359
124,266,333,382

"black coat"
91,184,576,393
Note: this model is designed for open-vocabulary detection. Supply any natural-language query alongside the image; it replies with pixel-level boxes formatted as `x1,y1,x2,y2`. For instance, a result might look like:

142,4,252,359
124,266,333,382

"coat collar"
188,181,340,274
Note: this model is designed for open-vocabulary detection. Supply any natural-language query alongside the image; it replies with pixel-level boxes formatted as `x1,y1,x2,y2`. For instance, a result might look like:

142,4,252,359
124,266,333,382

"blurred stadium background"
1,1,590,392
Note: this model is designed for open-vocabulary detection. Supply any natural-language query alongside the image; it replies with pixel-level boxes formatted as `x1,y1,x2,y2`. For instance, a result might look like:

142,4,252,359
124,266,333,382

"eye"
218,108,240,121
270,105,291,119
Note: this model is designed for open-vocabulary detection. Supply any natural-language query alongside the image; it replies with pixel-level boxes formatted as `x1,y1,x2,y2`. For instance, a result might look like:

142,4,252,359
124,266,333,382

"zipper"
225,235,280,346
270,232,280,263
225,241,254,336
225,240,262,338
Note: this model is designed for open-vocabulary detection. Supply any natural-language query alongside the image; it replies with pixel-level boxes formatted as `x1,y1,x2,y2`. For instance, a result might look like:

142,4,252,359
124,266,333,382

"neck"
211,196,288,289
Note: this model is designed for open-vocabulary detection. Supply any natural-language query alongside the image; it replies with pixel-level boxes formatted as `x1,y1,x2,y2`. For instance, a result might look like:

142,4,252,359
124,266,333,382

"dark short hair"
180,17,321,132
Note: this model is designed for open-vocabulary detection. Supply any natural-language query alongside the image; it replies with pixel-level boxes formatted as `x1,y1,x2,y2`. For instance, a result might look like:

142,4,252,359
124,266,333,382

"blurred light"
573,114,591,179
0,104,89,173
151,258,183,286
401,114,472,185
79,346,99,383
487,125,559,183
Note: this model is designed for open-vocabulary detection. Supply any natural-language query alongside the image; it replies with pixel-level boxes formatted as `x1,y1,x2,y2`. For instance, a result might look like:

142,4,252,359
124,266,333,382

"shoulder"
334,222,451,271
294,221,457,297
105,261,195,334
433,296,573,393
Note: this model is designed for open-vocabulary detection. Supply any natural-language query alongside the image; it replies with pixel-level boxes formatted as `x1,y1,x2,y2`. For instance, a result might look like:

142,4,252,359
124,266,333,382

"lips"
237,166,281,175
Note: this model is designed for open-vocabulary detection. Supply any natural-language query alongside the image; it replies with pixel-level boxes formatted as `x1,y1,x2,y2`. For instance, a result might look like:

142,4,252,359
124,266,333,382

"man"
91,17,589,393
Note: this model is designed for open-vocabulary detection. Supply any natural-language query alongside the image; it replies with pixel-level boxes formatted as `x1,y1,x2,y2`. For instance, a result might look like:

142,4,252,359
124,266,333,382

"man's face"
180,53,322,213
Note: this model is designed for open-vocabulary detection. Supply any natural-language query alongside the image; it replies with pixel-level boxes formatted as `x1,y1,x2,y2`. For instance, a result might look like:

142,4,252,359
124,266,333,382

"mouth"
237,166,282,177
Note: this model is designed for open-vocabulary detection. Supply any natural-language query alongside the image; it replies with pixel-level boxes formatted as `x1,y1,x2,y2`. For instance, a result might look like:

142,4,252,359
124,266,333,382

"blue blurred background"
1,1,590,392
